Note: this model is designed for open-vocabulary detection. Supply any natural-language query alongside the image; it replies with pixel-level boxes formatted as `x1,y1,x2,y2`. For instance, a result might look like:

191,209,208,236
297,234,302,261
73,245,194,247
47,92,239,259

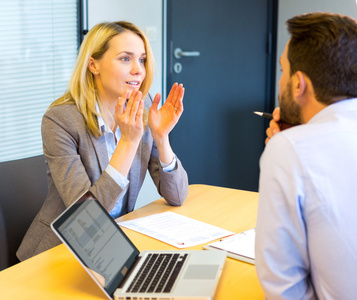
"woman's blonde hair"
49,21,154,137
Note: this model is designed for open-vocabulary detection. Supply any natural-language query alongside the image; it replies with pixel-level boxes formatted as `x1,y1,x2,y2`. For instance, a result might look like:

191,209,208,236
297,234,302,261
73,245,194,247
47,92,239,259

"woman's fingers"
174,85,184,112
115,89,144,142
118,89,142,119
167,82,178,104
135,99,144,123
150,93,162,112
128,90,142,119
166,83,184,112
116,90,130,114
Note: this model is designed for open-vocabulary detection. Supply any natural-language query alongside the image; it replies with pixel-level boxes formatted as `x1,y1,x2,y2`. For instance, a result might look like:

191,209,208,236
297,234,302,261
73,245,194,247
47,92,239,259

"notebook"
204,228,255,265
51,191,227,300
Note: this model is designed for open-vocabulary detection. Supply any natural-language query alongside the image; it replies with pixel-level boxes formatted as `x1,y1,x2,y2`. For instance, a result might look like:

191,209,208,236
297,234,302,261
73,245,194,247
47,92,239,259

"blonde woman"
17,21,188,261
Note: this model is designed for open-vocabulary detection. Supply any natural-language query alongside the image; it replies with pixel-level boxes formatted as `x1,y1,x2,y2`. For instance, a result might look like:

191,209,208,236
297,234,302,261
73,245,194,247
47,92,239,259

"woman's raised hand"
148,83,185,139
115,89,144,143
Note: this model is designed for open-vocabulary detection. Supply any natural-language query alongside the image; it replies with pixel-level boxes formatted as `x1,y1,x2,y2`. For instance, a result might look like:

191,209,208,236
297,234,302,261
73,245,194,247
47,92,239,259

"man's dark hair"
287,12,357,104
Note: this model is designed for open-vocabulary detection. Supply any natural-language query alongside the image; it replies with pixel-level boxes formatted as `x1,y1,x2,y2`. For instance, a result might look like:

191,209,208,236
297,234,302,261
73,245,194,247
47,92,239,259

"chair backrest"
0,155,47,270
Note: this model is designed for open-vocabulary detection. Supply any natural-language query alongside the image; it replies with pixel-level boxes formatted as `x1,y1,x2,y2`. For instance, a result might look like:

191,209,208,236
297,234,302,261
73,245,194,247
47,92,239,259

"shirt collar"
309,98,357,124
95,102,109,134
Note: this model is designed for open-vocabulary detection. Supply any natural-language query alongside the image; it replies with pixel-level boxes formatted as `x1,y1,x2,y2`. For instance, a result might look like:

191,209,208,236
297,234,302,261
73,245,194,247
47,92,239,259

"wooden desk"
0,184,264,299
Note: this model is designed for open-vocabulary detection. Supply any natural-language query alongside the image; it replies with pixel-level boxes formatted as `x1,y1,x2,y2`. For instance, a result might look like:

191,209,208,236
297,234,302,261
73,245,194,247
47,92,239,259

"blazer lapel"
127,140,143,211
89,134,109,173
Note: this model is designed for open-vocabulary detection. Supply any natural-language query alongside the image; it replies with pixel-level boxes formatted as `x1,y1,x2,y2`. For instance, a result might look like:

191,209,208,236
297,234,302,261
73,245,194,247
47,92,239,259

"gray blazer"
17,96,189,261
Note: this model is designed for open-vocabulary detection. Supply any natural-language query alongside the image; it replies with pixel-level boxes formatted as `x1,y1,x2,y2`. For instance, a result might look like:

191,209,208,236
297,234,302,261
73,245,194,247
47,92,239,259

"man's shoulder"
273,121,328,147
261,124,314,168
268,124,308,148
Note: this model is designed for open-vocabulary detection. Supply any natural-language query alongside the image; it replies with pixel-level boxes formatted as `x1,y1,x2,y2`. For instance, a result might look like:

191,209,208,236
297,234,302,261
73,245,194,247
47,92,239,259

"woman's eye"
120,56,130,62
140,58,146,64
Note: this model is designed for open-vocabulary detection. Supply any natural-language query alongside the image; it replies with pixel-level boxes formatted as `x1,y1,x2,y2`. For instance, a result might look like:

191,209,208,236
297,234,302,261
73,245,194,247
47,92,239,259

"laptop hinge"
117,255,142,289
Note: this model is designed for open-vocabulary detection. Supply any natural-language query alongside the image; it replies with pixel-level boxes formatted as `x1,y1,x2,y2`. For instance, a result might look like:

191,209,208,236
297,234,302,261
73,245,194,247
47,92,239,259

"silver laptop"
51,191,226,300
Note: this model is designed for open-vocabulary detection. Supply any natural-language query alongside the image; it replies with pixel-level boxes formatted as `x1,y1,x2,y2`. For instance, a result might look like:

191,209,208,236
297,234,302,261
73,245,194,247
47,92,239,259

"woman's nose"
131,61,144,75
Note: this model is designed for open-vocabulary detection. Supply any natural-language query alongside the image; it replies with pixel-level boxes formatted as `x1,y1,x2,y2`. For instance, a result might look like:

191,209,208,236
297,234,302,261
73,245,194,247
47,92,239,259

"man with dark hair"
256,12,357,299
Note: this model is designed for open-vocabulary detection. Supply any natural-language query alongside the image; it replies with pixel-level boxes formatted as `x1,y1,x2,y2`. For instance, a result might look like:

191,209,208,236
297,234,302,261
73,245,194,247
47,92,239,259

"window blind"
0,0,79,162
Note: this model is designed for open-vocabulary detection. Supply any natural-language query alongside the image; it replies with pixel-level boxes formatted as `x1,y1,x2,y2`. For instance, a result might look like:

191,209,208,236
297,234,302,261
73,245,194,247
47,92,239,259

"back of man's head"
286,12,357,105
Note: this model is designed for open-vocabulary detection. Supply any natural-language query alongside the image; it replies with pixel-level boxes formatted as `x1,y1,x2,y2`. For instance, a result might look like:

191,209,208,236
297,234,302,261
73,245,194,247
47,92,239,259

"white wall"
87,0,163,208
87,0,163,97
275,0,357,103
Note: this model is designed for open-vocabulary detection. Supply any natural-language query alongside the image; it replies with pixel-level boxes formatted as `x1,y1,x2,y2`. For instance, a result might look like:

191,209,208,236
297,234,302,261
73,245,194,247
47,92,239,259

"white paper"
208,228,255,259
117,211,234,248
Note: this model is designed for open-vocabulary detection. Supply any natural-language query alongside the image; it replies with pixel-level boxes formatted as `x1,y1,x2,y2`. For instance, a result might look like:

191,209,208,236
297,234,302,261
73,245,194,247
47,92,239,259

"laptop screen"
51,192,140,297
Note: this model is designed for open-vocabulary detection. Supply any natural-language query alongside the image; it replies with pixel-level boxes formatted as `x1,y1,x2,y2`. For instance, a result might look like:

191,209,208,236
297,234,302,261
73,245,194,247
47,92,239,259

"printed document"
118,211,234,248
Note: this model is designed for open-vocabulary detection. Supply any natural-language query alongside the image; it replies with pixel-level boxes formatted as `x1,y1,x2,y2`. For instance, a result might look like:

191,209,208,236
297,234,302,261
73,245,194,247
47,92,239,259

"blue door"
167,0,277,191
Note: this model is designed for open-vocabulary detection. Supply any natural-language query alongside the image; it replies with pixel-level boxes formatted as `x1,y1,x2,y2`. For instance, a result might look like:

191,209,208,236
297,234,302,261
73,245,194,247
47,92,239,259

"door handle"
174,48,200,59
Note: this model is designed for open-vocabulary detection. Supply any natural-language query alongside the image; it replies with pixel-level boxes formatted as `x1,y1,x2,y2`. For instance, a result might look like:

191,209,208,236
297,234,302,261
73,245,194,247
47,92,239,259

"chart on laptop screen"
59,199,134,287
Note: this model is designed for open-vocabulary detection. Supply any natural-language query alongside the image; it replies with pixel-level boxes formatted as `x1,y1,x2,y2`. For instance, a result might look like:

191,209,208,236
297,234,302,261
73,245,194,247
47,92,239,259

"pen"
254,111,273,119
253,111,293,131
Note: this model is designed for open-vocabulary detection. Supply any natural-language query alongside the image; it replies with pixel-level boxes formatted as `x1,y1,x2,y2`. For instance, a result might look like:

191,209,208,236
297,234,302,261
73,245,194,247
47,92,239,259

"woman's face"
92,30,147,102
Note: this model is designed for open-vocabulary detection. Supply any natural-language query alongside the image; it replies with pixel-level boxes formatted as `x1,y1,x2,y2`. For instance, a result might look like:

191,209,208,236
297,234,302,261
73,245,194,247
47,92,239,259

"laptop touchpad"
183,265,219,280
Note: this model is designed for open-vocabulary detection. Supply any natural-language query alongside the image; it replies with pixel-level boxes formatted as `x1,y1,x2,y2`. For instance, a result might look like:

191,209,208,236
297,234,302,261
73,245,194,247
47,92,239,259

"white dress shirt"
256,99,357,300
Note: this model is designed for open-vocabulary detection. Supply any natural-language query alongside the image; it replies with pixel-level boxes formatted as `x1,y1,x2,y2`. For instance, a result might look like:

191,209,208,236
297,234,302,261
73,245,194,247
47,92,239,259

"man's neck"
302,98,327,123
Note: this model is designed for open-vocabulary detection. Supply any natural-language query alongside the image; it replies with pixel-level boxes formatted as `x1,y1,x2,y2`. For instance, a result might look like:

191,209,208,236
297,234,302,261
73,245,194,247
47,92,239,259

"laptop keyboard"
127,253,188,294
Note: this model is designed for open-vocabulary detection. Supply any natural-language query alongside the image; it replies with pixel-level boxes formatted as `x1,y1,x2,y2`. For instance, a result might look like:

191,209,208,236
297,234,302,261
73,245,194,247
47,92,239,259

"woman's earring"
94,71,98,75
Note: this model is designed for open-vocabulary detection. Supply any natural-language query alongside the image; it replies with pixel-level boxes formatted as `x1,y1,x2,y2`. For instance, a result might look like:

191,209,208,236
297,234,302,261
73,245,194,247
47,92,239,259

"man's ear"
293,71,307,98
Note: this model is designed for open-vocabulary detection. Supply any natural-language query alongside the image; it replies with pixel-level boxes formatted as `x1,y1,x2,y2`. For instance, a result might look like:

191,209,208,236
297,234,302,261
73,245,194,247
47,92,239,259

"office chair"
0,155,47,271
